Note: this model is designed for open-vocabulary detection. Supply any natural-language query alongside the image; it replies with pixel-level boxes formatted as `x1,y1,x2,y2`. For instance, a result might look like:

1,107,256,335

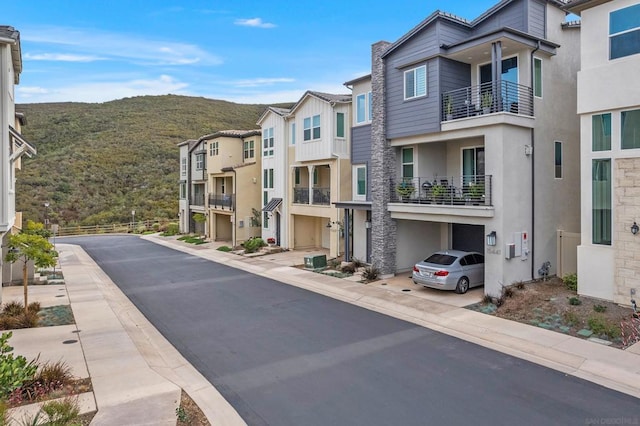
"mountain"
16,95,282,226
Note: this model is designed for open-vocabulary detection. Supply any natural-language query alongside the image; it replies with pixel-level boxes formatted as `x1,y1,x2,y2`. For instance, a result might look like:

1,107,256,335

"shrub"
351,258,366,268
243,237,266,254
482,294,493,305
563,273,578,292
568,296,582,306
217,246,232,252
588,315,621,339
593,304,607,313
161,223,180,236
2,301,24,317
563,310,580,327
40,396,81,425
37,361,73,389
361,265,380,282
515,281,525,290
152,223,160,232
340,263,356,274
0,332,38,398
501,286,514,298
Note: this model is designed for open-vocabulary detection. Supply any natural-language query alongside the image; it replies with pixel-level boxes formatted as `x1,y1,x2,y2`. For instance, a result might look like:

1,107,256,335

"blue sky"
8,1,522,105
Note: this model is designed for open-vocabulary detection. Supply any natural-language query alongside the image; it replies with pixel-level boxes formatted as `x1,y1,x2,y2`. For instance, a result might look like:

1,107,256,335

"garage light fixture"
632,222,639,235
486,231,497,246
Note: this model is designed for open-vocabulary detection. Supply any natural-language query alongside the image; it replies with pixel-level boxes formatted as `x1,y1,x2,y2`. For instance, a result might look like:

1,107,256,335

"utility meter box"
304,254,327,269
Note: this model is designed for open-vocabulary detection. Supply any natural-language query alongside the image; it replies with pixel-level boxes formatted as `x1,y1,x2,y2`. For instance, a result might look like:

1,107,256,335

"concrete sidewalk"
146,234,640,399
5,234,640,425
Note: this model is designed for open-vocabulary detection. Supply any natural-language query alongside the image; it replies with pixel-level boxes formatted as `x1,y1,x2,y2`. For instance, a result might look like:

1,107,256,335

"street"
64,235,639,426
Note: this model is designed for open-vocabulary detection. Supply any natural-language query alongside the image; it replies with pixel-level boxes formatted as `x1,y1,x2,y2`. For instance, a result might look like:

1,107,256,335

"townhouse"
1,26,37,291
369,0,581,296
178,138,207,235
568,0,640,304
258,91,352,258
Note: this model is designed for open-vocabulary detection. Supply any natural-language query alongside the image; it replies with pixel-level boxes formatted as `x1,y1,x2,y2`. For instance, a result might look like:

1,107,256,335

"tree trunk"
23,261,28,313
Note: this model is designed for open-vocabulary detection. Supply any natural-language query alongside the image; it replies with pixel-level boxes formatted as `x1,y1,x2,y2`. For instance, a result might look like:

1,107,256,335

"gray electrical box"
304,254,327,269
505,243,515,259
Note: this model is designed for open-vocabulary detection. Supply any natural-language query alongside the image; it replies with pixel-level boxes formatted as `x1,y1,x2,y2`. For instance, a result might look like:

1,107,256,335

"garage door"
452,224,484,253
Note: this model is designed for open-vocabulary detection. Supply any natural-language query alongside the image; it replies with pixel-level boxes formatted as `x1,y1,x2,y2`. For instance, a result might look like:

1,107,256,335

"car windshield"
424,253,457,265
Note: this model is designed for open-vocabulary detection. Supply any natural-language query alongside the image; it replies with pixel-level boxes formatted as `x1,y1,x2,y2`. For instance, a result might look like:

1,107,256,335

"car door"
460,254,482,286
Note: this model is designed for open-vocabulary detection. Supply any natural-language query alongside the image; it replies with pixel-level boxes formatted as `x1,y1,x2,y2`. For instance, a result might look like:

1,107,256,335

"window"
404,65,426,100
294,168,300,185
336,112,345,138
179,182,186,199
592,159,611,245
369,91,373,121
356,91,373,124
592,113,612,151
244,140,255,160
209,141,218,156
181,158,187,176
533,58,542,98
401,147,414,179
291,122,296,145
610,4,640,60
263,168,274,189
622,109,640,149
554,141,562,179
263,127,274,156
354,165,366,199
462,147,485,184
313,168,319,185
263,191,269,228
303,115,321,141
195,153,204,171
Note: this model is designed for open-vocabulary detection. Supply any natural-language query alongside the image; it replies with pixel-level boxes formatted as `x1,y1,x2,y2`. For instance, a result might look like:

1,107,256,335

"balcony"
209,194,234,211
442,81,533,122
190,194,205,207
293,187,331,205
392,175,493,206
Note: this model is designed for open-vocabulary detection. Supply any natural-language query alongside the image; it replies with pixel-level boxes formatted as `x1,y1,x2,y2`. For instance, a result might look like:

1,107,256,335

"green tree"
22,219,52,239
4,233,58,313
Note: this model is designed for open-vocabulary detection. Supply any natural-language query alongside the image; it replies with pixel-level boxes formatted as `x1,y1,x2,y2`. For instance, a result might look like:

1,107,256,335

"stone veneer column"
614,158,640,305
370,41,397,277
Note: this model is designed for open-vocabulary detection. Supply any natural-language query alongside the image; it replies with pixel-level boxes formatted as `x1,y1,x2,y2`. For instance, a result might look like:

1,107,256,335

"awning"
9,126,36,159
262,198,283,212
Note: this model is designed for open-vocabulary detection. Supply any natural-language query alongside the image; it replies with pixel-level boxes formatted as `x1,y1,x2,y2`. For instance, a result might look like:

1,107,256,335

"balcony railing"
293,187,331,205
392,175,492,206
442,81,533,122
208,194,234,211
190,194,205,206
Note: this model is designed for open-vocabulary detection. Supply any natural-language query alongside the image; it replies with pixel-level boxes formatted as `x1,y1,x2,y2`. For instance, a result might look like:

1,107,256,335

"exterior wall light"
486,231,497,246
632,222,639,235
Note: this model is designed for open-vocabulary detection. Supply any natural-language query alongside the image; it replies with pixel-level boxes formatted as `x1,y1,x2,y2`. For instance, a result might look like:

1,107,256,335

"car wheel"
455,277,469,294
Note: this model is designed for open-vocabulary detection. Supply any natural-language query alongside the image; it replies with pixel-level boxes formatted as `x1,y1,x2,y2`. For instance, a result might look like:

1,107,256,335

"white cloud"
24,53,105,62
232,78,295,88
234,18,276,29
22,26,222,66
16,75,189,103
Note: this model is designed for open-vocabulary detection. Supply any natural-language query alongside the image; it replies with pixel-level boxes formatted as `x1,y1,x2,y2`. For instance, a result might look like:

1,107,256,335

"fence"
55,220,160,237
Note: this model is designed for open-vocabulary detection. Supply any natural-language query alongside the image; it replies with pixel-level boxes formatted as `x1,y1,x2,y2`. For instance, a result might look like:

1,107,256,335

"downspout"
530,41,540,280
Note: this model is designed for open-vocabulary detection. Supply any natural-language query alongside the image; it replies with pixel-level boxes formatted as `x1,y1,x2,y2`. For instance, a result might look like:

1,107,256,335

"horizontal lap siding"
472,0,527,35
528,0,546,39
352,125,371,164
439,58,471,93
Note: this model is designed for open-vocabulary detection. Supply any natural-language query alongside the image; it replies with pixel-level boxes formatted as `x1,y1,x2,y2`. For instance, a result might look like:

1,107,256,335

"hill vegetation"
16,95,282,226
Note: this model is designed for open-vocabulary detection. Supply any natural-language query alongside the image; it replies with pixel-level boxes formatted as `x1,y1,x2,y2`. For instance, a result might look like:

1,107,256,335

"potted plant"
481,91,492,114
445,96,453,120
469,183,485,204
430,184,446,203
396,180,415,201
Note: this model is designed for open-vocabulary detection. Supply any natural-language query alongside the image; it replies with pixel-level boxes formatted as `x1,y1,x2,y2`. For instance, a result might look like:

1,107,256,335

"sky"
7,1,529,105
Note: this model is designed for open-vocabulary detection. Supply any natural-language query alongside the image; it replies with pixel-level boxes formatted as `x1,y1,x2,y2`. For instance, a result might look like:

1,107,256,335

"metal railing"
442,81,533,122
392,175,492,206
208,194,234,211
190,194,205,206
312,187,331,205
293,187,309,204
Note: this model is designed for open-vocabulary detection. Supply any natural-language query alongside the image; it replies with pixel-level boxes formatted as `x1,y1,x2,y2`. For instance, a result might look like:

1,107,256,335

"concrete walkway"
5,234,640,425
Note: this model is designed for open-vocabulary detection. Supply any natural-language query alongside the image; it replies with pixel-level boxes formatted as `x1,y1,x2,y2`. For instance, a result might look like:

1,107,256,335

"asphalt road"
64,235,639,426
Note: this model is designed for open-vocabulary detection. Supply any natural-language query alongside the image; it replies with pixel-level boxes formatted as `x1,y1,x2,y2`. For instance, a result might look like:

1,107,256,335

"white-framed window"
195,153,205,171
209,141,218,156
533,57,542,98
336,112,345,138
401,147,414,179
181,158,187,176
303,115,321,141
554,141,562,179
353,165,366,200
404,65,427,100
313,167,319,185
179,182,186,199
622,109,640,149
356,91,373,124
263,168,274,189
294,167,300,185
592,159,611,245
291,122,296,145
263,128,274,157
592,113,612,151
610,4,640,60
263,191,270,229
244,139,255,160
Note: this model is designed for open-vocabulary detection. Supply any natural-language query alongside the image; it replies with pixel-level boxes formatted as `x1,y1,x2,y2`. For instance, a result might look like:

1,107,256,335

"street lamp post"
44,202,50,230
131,210,136,231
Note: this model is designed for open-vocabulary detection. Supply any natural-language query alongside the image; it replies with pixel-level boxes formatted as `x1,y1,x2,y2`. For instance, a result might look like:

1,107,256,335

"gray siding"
439,58,471,93
472,0,527,35
437,20,471,46
386,24,440,70
352,125,372,164
528,0,546,39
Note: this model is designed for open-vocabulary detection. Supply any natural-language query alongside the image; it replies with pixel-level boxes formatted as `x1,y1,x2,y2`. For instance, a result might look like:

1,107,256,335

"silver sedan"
412,250,484,294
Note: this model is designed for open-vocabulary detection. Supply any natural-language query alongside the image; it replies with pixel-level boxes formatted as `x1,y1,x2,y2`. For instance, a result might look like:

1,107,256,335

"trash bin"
304,254,327,269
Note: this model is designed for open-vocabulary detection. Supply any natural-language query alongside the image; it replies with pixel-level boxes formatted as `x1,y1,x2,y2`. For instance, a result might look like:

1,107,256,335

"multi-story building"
177,138,208,235
177,139,196,234
1,26,37,290
568,0,640,304
205,130,262,246
369,0,581,296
